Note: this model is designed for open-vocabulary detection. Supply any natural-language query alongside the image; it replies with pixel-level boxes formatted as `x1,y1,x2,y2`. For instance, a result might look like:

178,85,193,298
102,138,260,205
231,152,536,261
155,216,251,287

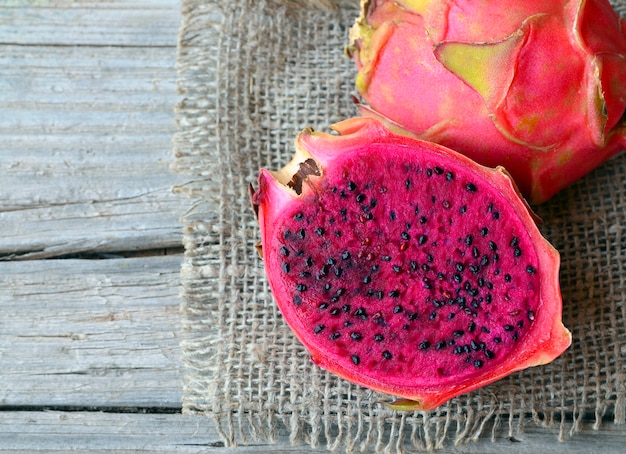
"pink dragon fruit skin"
348,0,626,204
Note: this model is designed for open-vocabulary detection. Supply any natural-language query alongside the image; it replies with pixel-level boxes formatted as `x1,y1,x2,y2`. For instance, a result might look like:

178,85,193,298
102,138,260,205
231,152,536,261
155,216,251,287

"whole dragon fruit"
251,117,571,410
348,0,626,203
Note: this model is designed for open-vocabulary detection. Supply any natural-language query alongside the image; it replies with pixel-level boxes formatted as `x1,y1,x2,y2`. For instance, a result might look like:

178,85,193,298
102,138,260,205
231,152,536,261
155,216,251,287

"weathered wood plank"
0,43,188,258
0,256,183,407
0,411,623,453
0,0,179,47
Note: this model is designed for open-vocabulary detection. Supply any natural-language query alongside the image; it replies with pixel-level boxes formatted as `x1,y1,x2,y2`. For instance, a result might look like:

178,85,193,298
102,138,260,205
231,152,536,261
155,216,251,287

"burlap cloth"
173,0,626,451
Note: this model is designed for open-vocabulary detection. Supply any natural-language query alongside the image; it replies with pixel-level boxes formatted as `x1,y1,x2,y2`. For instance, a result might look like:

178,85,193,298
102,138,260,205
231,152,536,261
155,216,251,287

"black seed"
324,283,331,291
448,313,455,320
494,336,502,343
527,310,535,321
468,321,476,333
514,247,522,257
480,227,489,236
418,235,428,245
374,334,384,342
341,251,350,260
504,274,512,282
436,341,447,350
429,311,437,321
434,166,443,175
481,326,490,334
389,210,396,221
493,211,500,220
318,265,329,278
296,284,307,292
472,246,480,258
453,273,462,284
503,324,514,331
280,246,290,257
446,171,454,181
382,350,393,360
526,265,536,274
431,196,437,203
453,346,464,355
334,267,343,277
381,255,391,262
393,305,403,314
513,332,519,341
455,263,465,272
329,333,341,340
510,237,519,247
470,340,480,351
456,296,466,305
362,276,371,284
474,359,484,368
344,321,353,327
469,264,480,274
419,340,431,350
294,212,304,221
376,291,384,299
403,324,410,330
296,228,305,239
465,234,473,246
460,205,467,214
401,231,410,240
480,255,490,267
486,294,493,304
350,332,363,341
517,320,524,328
300,271,311,278
489,241,497,251
426,254,434,263
356,193,366,203
351,355,360,365
305,257,313,266
388,289,401,298
354,307,367,319
347,181,356,191
463,345,471,353
420,215,428,224
466,182,477,192
314,227,325,236
282,263,290,273
283,230,291,239
485,350,495,359
410,261,418,271
314,325,324,334
448,339,456,346
318,302,328,310
471,299,480,308
392,265,402,274
293,295,302,305
341,304,351,313
426,168,433,177
405,179,412,189
371,264,379,272
454,330,465,338
477,277,485,287
330,308,340,316
409,312,419,321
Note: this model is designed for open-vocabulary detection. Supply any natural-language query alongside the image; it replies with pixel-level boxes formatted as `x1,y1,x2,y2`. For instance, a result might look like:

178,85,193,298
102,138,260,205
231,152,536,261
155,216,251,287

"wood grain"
0,411,624,453
0,3,186,259
0,256,183,408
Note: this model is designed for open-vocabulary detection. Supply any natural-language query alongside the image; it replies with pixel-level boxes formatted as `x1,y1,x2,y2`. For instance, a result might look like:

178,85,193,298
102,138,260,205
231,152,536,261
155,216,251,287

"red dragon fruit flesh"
251,117,571,410
348,0,626,204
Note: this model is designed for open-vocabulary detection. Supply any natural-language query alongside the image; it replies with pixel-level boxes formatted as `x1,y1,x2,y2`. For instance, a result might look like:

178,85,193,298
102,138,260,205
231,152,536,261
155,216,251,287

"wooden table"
1,1,624,451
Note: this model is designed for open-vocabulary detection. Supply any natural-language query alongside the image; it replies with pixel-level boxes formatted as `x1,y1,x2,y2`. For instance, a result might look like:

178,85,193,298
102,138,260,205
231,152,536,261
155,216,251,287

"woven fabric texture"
173,0,626,451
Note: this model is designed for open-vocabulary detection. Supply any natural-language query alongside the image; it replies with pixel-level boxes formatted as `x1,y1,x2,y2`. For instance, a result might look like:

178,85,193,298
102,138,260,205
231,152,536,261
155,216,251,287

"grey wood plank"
0,0,179,47
0,411,623,453
0,256,184,407
0,43,188,258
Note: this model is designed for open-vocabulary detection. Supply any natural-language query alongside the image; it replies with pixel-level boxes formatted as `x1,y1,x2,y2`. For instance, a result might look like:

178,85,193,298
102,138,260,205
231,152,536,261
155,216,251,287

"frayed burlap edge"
173,0,626,451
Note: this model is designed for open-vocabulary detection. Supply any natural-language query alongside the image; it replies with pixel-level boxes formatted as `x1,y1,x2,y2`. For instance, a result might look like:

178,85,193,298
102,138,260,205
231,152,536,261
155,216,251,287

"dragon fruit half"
348,0,626,203
251,118,571,410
